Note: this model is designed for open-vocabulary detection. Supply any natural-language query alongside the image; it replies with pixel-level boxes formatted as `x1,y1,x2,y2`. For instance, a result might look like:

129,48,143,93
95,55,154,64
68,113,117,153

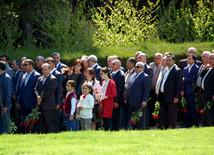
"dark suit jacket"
182,64,199,95
93,64,102,84
52,69,63,105
203,67,214,98
158,65,183,103
193,64,206,93
111,70,125,105
144,64,153,85
6,65,14,79
17,71,41,109
56,62,67,73
178,59,202,71
12,69,23,96
35,74,58,110
126,72,151,107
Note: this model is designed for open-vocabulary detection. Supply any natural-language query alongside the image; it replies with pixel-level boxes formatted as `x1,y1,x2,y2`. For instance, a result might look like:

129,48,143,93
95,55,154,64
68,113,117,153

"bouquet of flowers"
130,98,151,125
180,97,188,113
24,92,43,130
201,100,214,114
152,101,161,119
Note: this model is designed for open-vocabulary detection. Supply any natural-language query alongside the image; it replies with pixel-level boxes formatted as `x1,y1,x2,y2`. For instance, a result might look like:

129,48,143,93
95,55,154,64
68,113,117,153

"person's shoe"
180,124,191,128
179,122,186,126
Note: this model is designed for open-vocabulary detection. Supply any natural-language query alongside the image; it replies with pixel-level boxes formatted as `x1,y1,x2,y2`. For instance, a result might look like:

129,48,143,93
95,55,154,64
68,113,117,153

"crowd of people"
0,47,214,134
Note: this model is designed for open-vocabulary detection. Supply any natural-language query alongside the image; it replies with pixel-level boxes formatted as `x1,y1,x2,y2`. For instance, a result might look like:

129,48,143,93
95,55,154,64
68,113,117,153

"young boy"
65,80,77,131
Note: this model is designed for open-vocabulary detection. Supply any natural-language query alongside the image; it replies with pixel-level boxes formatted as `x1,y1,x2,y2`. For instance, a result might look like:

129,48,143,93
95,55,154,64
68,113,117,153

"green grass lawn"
1,127,214,154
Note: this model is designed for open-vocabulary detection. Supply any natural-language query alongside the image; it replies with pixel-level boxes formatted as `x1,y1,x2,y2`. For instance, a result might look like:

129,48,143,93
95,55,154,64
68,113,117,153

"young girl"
65,80,77,131
77,83,94,130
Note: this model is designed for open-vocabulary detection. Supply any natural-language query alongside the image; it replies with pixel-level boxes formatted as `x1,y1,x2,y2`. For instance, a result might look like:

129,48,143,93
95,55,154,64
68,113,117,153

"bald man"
111,60,125,131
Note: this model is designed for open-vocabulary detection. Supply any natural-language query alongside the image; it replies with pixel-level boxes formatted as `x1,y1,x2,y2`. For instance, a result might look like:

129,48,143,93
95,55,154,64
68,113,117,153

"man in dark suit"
88,55,102,84
52,52,67,73
0,55,14,79
35,56,45,74
122,57,136,130
194,51,211,127
125,62,151,130
107,56,126,74
178,47,202,71
201,54,214,126
111,60,125,131
46,57,63,133
35,63,58,133
181,54,199,127
16,59,41,133
158,55,183,129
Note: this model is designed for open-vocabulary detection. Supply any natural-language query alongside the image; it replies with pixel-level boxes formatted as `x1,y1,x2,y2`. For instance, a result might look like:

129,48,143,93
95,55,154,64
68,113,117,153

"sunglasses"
23,64,30,66
135,66,141,68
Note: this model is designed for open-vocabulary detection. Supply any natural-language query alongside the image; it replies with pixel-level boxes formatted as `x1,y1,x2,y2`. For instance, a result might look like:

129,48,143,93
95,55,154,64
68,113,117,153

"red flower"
62,105,65,111
181,109,184,112
34,120,38,123
130,120,133,123
184,110,188,113
177,109,180,112
83,94,87,99
200,110,204,114
25,124,29,128
153,115,158,119
29,126,32,130
62,88,64,91
196,110,200,113
20,122,23,126
95,88,97,91
23,121,26,125
30,119,33,123
132,122,136,125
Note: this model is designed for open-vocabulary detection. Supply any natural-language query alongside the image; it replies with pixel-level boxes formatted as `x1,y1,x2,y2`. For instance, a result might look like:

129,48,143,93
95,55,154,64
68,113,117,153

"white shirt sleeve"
70,97,76,115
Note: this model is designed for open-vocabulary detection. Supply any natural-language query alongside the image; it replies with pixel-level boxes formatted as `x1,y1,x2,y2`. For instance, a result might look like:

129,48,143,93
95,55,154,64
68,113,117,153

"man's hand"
180,91,184,97
56,104,60,110
78,105,83,110
12,94,16,101
69,115,73,121
16,103,20,108
212,95,214,100
37,96,42,105
124,100,127,104
3,107,7,114
142,102,147,107
114,102,119,108
173,98,179,103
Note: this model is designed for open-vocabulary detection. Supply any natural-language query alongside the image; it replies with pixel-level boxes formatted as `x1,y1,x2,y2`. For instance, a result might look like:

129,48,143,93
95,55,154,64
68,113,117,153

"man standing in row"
0,55,14,79
35,63,58,133
35,56,45,74
52,52,67,73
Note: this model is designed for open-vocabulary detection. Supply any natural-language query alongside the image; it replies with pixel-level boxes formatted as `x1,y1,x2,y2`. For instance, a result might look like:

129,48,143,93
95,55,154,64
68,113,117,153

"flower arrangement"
180,97,188,113
152,101,161,119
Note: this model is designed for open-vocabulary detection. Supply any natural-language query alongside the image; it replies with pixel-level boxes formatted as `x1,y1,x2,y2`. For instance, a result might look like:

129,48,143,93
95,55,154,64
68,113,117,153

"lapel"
187,64,195,77
25,71,35,87
41,75,51,90
112,70,120,80
166,66,175,82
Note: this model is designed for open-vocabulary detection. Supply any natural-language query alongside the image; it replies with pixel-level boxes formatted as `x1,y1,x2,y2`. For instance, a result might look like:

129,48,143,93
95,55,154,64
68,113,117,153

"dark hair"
101,67,111,79
165,52,173,56
45,57,55,64
52,52,60,57
129,57,137,66
0,61,6,70
188,54,197,63
12,59,21,68
67,80,76,88
71,59,84,74
1,55,9,61
25,59,35,68
167,55,176,61
86,68,96,85
82,83,93,95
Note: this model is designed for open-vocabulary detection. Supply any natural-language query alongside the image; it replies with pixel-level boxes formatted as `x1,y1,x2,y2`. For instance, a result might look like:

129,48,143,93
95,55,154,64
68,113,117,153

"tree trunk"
22,20,33,48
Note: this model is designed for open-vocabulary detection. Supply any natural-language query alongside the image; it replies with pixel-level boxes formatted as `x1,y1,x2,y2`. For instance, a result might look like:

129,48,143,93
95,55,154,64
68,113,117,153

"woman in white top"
84,68,101,130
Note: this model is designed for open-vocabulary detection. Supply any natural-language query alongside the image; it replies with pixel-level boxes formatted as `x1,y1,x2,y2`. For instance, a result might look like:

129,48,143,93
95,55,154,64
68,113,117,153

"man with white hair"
124,62,151,130
147,53,163,127
88,55,102,83
35,56,45,74
194,51,211,127
178,47,202,71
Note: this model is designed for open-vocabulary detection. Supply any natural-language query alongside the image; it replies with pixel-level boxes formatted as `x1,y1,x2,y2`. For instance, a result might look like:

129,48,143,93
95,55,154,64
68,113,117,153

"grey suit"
6,65,14,79
35,74,58,133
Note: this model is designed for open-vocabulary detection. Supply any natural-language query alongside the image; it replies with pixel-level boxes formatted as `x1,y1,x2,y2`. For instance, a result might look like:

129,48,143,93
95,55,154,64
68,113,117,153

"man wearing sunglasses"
125,62,151,130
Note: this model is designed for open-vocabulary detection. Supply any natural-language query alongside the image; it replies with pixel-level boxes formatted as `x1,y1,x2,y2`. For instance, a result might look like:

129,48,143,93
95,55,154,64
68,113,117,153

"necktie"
131,74,138,86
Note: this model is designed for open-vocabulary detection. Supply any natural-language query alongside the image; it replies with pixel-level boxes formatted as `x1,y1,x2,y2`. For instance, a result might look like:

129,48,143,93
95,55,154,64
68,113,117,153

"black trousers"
39,110,55,133
112,106,121,131
54,109,60,133
146,89,156,128
158,97,178,129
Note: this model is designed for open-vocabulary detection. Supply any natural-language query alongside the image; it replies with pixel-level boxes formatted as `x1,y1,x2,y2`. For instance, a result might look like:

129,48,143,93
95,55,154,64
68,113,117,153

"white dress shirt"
160,65,175,93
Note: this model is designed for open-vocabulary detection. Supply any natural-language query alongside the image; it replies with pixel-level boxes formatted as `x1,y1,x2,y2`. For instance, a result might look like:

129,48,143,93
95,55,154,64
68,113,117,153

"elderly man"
35,63,58,133
148,53,163,127
88,55,102,84
178,47,202,71
0,55,14,79
125,62,151,130
52,52,67,73
35,56,45,74
157,55,183,129
194,51,211,127
135,51,143,60
111,60,125,131
201,54,214,126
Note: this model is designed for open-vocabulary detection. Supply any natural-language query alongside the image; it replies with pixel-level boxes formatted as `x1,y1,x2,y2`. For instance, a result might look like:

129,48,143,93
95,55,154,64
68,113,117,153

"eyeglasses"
23,64,30,66
135,66,141,68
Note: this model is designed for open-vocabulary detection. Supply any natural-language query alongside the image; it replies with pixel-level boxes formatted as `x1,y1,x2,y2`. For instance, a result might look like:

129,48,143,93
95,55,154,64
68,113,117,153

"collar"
112,69,120,75
50,68,56,74
43,73,50,79
27,70,34,76
136,70,144,77
168,64,175,71
55,62,61,68
67,90,74,95
128,68,135,73
91,63,98,69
